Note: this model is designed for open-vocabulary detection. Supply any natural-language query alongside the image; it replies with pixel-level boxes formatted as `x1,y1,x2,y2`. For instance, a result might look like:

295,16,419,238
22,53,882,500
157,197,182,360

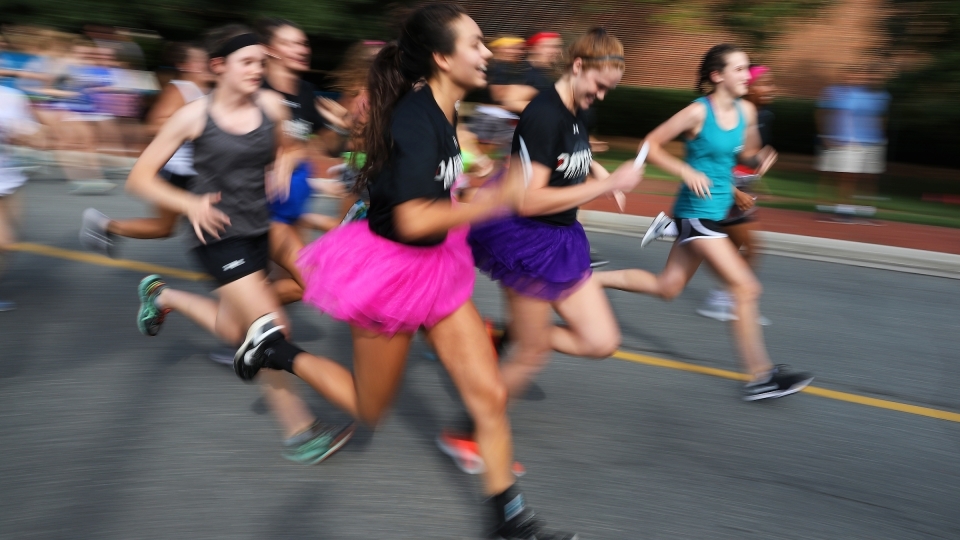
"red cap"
526,32,560,47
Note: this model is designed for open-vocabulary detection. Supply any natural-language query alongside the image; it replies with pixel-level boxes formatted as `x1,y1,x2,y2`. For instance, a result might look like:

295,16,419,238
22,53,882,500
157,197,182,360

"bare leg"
593,241,703,299
269,222,306,304
689,238,772,378
295,213,340,232
725,220,761,270
291,326,410,422
429,301,513,496
499,289,553,398
549,277,621,358
0,191,22,278
108,207,180,239
259,370,317,437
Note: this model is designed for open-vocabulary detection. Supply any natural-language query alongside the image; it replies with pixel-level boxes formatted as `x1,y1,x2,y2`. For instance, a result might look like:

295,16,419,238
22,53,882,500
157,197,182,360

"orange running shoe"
436,430,526,476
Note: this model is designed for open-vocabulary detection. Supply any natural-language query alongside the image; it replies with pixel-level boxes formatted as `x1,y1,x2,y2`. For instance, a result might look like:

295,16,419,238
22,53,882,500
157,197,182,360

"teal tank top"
672,96,745,221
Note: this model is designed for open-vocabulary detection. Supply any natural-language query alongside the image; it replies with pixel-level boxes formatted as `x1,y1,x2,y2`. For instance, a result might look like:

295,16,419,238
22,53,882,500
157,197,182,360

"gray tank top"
189,99,275,246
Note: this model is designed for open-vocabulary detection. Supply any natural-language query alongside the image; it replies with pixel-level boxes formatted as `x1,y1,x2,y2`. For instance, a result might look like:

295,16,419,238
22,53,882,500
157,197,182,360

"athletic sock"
489,483,527,524
261,338,304,374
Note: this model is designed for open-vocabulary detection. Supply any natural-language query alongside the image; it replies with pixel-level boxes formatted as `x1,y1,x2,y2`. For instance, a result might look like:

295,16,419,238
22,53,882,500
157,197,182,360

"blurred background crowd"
0,0,958,220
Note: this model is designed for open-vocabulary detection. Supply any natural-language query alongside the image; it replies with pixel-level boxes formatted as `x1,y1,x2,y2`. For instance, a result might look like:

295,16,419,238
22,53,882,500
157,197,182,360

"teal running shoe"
282,422,355,465
137,275,169,336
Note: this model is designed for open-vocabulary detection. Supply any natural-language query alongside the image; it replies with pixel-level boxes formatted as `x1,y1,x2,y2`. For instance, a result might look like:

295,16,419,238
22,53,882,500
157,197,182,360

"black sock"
489,483,526,525
262,337,304,374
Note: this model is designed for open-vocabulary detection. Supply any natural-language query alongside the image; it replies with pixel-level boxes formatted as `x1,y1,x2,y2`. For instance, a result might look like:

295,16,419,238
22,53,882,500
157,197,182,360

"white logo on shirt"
555,148,592,180
733,145,744,154
222,259,245,272
573,124,579,135
434,154,464,190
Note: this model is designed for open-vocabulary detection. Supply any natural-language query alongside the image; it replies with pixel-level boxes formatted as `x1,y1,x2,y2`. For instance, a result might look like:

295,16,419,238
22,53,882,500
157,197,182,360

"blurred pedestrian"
815,63,890,219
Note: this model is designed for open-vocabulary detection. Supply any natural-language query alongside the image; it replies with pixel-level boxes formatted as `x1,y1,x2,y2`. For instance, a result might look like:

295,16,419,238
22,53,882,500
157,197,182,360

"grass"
596,149,960,229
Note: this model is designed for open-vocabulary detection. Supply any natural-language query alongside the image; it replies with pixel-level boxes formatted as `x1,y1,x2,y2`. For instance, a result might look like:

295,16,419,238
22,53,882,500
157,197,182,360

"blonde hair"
565,28,624,72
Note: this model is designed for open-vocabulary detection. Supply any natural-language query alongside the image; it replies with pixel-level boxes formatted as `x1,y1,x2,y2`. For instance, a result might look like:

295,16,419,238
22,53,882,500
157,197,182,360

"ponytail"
355,2,465,194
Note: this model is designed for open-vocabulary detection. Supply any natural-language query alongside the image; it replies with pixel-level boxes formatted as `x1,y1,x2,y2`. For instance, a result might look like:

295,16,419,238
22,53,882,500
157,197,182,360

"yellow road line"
10,242,209,281
12,241,960,423
613,350,960,423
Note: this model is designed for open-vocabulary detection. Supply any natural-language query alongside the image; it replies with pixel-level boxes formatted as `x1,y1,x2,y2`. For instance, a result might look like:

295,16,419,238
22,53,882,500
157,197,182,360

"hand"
734,188,756,211
605,160,644,195
681,165,712,198
316,97,351,132
266,150,292,203
187,193,231,244
755,146,778,176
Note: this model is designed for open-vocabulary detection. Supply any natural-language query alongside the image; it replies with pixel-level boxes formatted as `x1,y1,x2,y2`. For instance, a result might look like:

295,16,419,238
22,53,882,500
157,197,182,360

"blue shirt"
673,96,745,221
818,85,890,145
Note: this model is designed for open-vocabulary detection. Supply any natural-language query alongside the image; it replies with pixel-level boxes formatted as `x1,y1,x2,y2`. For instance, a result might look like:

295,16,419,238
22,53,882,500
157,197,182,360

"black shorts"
159,169,193,190
674,218,728,245
718,203,757,227
192,234,270,286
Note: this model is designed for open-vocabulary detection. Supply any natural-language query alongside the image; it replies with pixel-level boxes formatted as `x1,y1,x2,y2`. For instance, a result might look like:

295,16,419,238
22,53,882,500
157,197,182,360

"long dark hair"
696,43,742,95
256,18,303,46
356,3,465,194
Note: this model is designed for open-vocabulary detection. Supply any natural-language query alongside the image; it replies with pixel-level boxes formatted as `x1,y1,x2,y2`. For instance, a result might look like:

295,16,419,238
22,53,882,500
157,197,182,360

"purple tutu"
298,222,475,335
468,216,591,301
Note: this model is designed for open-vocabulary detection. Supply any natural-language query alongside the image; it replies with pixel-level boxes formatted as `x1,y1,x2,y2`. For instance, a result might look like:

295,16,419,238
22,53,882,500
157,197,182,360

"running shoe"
0,300,15,311
696,290,737,322
282,421,356,465
493,509,578,540
697,290,771,326
589,249,609,268
233,313,286,381
640,211,675,248
437,431,526,476
742,364,814,401
137,275,170,336
79,208,115,257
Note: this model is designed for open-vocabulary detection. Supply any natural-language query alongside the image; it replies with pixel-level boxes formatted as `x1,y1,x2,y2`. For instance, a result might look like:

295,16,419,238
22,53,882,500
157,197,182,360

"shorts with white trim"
674,218,728,245
191,233,269,286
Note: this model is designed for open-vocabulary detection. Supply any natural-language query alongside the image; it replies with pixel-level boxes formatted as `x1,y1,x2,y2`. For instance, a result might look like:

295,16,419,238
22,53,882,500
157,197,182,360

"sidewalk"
580,191,960,279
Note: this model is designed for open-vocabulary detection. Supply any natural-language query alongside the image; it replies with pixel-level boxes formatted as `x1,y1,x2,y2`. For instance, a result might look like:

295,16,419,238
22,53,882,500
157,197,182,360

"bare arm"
392,157,526,243
490,84,538,114
126,99,230,242
737,100,777,174
144,83,187,136
516,156,641,217
645,101,714,198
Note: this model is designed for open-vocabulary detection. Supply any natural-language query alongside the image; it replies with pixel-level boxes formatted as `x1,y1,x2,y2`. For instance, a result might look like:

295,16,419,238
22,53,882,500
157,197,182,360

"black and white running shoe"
743,364,814,401
640,211,676,248
234,314,285,381
79,208,115,257
493,509,579,540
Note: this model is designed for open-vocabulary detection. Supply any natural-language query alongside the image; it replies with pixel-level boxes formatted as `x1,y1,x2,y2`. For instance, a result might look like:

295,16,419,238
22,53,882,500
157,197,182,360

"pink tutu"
297,222,475,335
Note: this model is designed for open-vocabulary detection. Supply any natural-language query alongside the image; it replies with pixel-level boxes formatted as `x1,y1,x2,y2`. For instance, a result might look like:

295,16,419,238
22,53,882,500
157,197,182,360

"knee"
465,375,509,422
582,327,621,359
731,277,762,303
658,278,685,301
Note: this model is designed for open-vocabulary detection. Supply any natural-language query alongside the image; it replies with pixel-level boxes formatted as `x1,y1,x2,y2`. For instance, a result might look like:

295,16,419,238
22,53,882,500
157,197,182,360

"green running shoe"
137,275,169,336
282,421,356,465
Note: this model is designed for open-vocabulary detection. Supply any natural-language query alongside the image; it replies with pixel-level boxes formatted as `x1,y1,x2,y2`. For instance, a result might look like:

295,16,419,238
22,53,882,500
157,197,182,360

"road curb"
578,210,960,280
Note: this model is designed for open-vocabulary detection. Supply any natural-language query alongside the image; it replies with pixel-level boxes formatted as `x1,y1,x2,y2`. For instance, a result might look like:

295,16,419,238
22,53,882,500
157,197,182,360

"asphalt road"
1,179,958,539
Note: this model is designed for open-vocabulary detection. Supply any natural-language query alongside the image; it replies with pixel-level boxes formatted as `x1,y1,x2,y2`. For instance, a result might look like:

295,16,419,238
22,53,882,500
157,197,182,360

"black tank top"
190,97,276,246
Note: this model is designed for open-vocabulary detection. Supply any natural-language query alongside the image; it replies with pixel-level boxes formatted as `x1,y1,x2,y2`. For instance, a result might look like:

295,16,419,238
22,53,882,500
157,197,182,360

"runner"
438,28,643,475
696,65,775,324
80,41,211,256
126,25,354,465
0,84,41,311
595,44,813,401
252,6,576,538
